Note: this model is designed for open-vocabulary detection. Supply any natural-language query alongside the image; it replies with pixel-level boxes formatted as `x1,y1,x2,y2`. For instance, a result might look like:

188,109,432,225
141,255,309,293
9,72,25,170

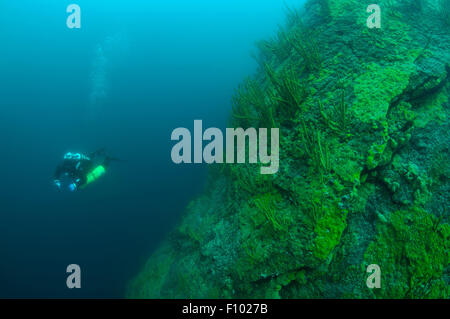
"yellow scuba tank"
81,165,106,189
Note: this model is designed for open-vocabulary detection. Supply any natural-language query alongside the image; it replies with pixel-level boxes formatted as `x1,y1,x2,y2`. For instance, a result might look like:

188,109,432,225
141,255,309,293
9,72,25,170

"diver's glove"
68,183,77,192
54,180,61,189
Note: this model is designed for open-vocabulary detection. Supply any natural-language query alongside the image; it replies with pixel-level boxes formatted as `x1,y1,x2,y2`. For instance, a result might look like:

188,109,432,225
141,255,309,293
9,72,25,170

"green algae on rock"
127,0,449,299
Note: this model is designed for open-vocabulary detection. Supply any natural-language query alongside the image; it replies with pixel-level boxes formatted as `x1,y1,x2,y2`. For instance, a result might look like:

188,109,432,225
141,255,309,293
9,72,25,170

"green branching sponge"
319,88,351,138
231,78,276,129
265,63,307,117
254,192,288,232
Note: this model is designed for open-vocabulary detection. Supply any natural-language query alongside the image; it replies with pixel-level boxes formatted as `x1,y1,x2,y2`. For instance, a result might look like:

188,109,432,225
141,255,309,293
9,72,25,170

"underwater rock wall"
127,0,449,299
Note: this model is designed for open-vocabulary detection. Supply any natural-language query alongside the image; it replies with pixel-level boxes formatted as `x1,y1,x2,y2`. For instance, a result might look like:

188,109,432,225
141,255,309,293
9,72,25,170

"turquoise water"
0,0,305,298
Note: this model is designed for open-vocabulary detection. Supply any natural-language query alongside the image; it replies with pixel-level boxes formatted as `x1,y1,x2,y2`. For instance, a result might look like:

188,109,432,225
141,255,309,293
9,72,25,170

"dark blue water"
0,0,304,298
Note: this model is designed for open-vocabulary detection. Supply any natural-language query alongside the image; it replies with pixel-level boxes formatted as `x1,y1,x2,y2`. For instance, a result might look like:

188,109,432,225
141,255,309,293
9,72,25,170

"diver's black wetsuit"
54,155,94,188
54,149,109,189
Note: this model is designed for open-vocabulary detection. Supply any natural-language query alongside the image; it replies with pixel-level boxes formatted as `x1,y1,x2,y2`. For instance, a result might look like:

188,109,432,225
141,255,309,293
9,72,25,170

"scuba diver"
53,149,117,192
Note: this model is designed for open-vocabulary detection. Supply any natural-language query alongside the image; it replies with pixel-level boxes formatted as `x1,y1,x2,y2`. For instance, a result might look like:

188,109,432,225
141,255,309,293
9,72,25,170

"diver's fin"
103,156,126,167
90,147,107,158
107,156,124,162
